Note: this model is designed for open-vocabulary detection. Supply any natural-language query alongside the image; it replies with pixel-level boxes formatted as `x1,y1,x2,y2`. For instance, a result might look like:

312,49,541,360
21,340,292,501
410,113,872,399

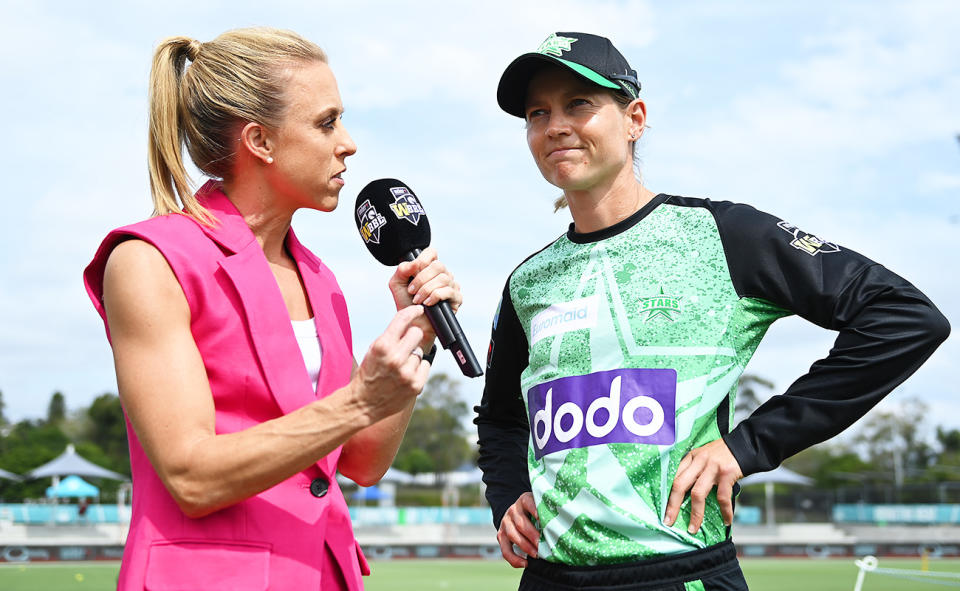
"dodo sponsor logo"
526,368,677,459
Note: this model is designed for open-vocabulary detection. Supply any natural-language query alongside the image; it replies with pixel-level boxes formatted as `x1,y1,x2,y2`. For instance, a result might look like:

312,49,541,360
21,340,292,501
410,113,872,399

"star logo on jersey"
777,221,840,256
638,287,683,322
537,33,577,57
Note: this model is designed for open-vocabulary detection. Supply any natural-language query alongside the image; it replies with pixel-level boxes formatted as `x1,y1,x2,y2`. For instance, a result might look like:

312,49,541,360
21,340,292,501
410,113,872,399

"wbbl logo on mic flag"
388,187,426,225
357,199,387,244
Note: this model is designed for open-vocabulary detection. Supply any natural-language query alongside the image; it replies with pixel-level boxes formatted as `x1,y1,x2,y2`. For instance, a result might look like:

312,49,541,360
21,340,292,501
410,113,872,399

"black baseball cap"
497,32,640,118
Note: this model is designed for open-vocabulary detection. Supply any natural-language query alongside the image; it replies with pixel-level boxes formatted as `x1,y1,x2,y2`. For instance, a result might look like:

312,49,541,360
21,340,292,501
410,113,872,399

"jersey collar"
566,193,670,244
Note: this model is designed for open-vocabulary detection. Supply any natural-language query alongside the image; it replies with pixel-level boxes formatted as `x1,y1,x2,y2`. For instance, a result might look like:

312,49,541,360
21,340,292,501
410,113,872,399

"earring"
266,157,274,164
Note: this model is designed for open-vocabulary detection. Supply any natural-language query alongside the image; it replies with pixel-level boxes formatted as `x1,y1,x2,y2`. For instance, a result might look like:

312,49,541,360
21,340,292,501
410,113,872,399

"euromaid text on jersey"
527,368,677,459
530,296,599,345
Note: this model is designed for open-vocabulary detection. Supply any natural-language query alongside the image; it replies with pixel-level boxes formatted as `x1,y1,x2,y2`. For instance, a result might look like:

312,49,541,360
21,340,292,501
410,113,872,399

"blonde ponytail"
146,28,327,224
148,37,210,223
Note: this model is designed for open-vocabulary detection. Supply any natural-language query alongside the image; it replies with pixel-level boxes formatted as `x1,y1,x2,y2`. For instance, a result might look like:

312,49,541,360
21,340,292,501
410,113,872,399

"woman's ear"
627,98,647,140
239,121,274,165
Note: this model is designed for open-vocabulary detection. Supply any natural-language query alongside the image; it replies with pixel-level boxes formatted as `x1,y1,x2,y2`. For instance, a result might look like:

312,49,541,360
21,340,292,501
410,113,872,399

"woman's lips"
548,147,580,159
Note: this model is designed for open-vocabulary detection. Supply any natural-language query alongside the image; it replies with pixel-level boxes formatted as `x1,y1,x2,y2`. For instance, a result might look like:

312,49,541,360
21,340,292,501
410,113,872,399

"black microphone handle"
402,250,484,378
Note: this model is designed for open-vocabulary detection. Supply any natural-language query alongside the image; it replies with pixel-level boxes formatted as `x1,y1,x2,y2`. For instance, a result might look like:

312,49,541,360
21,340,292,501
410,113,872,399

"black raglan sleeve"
707,200,951,476
473,279,532,530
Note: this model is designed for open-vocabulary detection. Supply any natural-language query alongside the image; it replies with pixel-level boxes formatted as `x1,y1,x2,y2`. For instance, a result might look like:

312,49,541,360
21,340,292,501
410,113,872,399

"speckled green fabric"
510,203,788,565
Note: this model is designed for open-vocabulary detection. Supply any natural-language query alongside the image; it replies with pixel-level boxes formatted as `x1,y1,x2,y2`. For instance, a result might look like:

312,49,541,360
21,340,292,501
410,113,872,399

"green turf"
365,559,522,590
2,558,960,590
742,557,960,591
0,563,120,590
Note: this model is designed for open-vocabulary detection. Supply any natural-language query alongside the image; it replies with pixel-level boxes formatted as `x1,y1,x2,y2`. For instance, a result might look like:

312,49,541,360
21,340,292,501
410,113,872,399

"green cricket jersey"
475,194,948,566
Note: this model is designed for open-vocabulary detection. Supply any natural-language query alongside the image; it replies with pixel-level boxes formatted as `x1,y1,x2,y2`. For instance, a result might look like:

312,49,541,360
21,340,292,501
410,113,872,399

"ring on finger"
411,346,424,361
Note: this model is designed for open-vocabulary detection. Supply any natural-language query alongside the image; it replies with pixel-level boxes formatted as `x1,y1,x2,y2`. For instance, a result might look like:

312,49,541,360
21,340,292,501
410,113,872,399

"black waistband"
524,540,739,588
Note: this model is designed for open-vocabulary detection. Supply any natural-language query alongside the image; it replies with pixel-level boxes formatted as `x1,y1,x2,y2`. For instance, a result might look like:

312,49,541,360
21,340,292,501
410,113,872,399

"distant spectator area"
0,503,130,524
833,504,960,524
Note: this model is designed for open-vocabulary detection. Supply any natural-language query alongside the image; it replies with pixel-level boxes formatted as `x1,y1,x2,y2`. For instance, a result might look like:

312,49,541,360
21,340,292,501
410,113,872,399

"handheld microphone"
354,178,483,378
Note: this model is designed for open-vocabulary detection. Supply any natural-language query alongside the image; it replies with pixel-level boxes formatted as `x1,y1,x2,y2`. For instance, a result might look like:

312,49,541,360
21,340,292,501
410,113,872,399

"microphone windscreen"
355,178,432,266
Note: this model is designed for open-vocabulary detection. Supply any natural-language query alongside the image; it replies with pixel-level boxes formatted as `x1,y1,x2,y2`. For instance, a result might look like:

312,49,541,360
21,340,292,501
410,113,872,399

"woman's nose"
336,122,357,157
544,113,571,138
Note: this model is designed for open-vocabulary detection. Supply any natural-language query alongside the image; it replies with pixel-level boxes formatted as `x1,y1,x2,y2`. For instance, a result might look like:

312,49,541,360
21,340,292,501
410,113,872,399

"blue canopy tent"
0,467,22,482
26,444,127,515
45,475,100,499
26,444,126,482
351,485,390,502
739,466,813,526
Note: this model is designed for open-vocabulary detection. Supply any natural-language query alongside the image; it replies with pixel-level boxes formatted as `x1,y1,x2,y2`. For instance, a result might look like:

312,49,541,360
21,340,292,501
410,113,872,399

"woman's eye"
569,98,590,108
318,113,341,130
526,108,547,120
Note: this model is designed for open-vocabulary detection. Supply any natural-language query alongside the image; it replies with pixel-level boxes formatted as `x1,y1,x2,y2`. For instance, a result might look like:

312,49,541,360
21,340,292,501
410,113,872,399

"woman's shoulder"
94,213,211,265
660,194,779,234
111,212,207,244
84,214,212,306
661,193,757,213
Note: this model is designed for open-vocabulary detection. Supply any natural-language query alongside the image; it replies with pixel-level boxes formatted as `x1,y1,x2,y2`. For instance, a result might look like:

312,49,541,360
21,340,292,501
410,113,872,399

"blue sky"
1,1,957,440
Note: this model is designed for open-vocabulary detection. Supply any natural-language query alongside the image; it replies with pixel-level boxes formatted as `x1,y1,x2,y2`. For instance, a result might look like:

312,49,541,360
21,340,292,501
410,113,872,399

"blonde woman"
84,28,460,590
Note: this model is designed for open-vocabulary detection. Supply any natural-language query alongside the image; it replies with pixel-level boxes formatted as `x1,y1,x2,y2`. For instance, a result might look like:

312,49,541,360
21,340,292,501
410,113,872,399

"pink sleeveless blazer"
84,182,369,590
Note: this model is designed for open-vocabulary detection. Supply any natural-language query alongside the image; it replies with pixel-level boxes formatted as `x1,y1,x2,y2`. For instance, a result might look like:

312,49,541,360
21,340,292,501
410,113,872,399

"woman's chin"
310,193,340,213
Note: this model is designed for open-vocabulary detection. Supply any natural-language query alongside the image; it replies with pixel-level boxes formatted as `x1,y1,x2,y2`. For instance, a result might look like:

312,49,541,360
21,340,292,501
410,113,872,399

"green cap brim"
497,52,626,118
554,57,621,90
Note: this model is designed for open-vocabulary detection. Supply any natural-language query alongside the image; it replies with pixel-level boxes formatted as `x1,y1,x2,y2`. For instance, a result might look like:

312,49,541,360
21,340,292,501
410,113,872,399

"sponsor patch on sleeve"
777,221,840,256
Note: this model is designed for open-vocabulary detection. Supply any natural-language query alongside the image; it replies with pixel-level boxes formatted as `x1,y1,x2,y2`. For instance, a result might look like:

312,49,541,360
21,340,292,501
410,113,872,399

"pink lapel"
286,229,353,398
287,229,354,476
197,183,317,419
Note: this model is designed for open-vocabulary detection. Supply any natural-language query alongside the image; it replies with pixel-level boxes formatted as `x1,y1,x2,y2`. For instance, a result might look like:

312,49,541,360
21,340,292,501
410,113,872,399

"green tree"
784,442,873,488
86,393,129,474
852,397,932,486
46,391,67,425
0,419,69,500
929,427,960,482
393,373,472,476
396,448,434,475
937,426,960,453
0,389,8,428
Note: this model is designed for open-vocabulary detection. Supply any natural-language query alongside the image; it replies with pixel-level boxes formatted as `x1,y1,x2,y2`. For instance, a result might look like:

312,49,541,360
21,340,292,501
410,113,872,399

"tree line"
1,375,957,503
0,374,477,503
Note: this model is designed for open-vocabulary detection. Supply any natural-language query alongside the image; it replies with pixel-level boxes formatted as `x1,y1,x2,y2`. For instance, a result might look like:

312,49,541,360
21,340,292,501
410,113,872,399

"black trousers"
518,540,748,591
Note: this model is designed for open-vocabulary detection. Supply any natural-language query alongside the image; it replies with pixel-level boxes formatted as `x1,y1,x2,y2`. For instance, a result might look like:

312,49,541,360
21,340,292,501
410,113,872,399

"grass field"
2,558,959,590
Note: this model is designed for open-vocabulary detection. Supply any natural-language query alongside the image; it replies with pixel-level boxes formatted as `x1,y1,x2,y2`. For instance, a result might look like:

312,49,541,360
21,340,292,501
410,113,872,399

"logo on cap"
537,33,578,57
388,187,426,226
357,199,387,244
